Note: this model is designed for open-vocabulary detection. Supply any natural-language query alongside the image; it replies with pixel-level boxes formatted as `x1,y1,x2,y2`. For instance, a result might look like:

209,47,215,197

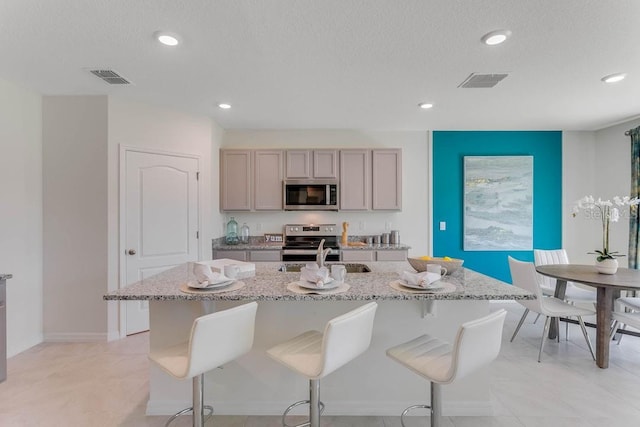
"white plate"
296,279,340,290
398,279,444,291
187,279,235,289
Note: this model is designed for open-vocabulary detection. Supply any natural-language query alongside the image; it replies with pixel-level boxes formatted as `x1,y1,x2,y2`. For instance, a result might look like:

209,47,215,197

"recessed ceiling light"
155,31,180,46
481,30,512,46
218,103,232,109
418,103,433,109
601,73,626,83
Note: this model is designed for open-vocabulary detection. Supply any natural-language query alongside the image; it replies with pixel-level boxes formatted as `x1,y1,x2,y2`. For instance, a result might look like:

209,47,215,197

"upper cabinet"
254,150,284,210
286,149,338,179
372,149,402,210
341,148,402,211
220,150,252,211
221,149,283,211
340,149,371,210
221,147,401,212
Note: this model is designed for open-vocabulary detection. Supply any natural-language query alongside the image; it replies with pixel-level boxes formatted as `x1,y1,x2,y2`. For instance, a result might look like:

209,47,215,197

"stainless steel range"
282,224,340,262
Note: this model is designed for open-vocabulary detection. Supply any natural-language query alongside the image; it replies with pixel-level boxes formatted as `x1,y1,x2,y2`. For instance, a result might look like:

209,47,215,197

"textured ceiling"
1,0,639,130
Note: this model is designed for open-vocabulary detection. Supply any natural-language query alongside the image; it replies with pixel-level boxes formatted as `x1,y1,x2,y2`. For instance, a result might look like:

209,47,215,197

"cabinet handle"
127,249,136,255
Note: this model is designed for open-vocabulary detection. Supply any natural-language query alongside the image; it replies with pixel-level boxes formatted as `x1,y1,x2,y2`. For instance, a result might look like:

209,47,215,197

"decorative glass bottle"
225,217,239,245
240,222,250,244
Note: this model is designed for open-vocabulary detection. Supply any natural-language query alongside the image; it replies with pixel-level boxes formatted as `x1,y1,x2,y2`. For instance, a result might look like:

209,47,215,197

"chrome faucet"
316,238,332,268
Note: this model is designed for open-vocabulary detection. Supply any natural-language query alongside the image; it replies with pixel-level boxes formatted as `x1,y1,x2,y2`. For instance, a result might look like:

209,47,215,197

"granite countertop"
104,261,534,302
0,274,12,280
338,243,411,251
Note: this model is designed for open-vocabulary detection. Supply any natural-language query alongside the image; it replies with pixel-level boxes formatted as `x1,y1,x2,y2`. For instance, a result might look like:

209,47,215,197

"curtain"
628,126,640,269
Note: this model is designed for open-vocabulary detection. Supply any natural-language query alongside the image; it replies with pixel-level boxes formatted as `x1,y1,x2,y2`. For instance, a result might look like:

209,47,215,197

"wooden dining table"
535,264,640,368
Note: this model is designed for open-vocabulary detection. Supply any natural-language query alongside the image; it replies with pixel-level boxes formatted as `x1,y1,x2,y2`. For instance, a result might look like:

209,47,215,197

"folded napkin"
300,264,332,288
193,262,231,285
400,270,442,288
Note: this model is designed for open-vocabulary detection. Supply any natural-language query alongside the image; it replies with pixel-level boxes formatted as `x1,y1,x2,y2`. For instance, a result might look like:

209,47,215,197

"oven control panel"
284,224,336,236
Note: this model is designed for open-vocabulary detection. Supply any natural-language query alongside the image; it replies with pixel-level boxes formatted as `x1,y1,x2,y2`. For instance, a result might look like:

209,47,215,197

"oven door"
282,249,340,262
283,180,338,211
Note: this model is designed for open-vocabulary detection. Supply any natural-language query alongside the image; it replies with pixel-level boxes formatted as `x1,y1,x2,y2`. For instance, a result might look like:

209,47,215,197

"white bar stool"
267,302,378,427
149,302,258,427
386,309,507,427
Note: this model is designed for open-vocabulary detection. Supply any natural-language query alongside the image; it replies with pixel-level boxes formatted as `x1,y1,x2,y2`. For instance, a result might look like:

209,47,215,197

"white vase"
595,258,618,274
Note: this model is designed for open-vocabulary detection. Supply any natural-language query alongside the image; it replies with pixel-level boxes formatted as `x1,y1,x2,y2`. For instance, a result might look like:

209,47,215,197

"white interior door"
123,150,199,335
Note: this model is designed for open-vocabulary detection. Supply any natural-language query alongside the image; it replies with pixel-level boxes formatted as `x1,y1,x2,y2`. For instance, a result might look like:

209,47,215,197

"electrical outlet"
439,221,446,231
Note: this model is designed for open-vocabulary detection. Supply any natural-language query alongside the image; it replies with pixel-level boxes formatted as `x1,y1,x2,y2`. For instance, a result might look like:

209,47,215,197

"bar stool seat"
386,309,507,427
150,302,258,427
267,302,378,427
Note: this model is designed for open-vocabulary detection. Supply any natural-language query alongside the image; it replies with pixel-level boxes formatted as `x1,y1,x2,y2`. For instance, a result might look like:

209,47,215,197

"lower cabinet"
248,250,281,262
213,250,248,261
341,249,407,262
213,249,281,262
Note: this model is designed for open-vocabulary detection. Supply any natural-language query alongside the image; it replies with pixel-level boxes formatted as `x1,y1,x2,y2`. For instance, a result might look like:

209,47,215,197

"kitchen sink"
279,263,371,273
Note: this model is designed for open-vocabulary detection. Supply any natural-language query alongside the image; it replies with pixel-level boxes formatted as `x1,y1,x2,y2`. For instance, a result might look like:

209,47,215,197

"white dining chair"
508,257,596,362
534,249,597,303
613,296,640,345
611,310,640,345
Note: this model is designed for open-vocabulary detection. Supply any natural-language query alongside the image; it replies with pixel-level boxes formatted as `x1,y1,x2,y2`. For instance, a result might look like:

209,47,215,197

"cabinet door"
220,150,252,211
372,149,402,210
340,149,371,210
213,250,247,261
341,250,375,262
376,250,407,261
249,250,281,262
285,150,312,178
254,150,284,210
313,150,339,179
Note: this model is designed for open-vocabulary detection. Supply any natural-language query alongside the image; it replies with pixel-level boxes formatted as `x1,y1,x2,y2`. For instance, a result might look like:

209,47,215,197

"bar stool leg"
309,379,320,427
193,374,204,427
431,382,442,427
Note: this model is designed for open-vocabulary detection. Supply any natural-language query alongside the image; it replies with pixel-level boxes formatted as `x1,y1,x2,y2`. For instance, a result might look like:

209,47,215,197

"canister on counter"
373,235,381,246
390,230,400,245
382,233,390,245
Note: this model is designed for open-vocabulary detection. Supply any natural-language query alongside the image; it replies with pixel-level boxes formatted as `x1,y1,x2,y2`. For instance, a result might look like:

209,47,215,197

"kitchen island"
104,262,533,417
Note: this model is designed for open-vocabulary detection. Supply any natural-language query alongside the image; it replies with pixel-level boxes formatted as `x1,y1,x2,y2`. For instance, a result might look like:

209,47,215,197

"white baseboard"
43,332,108,342
146,399,495,417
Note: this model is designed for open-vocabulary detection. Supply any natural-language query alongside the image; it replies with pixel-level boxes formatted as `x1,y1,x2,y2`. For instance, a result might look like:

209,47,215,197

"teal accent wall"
432,131,562,283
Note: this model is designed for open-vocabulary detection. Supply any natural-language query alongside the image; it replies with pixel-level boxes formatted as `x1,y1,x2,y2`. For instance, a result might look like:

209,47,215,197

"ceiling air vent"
458,73,508,88
89,69,131,85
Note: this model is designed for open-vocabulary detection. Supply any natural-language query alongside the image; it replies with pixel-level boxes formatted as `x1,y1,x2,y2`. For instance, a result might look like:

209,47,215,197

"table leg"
595,287,613,369
549,279,568,339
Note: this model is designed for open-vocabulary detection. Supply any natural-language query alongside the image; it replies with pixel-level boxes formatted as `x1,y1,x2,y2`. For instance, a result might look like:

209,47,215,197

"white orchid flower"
610,207,620,222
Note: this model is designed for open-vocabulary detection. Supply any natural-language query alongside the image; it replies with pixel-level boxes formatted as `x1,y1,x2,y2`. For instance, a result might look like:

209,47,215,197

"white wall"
221,130,430,256
42,96,109,340
0,78,43,356
107,98,221,337
563,120,640,266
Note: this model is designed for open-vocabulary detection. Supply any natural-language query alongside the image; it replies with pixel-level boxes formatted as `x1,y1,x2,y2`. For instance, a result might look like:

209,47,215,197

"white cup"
426,264,447,277
223,264,240,279
331,264,347,284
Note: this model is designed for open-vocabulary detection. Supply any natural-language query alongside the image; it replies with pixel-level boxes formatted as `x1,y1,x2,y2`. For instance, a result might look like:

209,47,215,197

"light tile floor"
1,301,640,426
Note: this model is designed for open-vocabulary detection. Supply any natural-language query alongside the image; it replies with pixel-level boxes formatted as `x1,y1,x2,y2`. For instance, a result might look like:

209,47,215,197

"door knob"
127,249,136,255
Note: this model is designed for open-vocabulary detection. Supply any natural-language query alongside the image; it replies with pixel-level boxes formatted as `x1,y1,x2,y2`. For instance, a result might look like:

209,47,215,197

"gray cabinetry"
372,149,402,210
286,149,338,179
254,150,284,210
212,250,248,261
221,149,284,211
339,149,371,210
220,150,252,211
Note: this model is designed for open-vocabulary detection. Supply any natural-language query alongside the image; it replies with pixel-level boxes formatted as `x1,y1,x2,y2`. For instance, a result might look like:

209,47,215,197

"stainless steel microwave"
283,179,339,211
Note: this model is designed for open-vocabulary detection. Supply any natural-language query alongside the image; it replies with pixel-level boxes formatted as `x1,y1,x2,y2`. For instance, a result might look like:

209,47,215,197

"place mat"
388,280,457,294
287,282,350,295
180,280,246,294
